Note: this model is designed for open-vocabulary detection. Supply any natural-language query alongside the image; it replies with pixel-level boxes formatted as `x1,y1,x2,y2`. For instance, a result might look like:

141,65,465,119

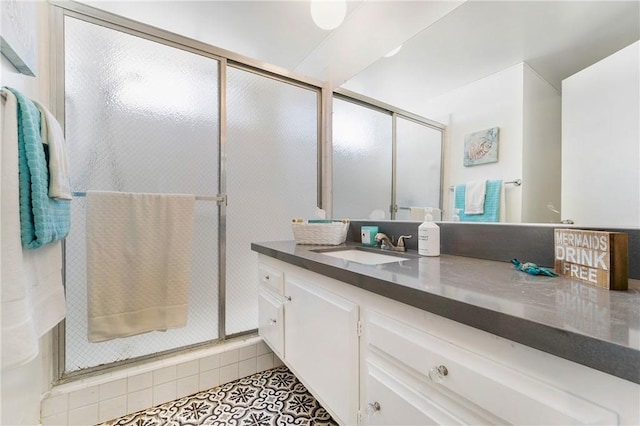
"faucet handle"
397,235,412,248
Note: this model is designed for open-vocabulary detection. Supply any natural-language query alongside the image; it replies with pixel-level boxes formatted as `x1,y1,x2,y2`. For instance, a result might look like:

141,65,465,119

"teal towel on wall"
4,87,70,248
454,180,502,222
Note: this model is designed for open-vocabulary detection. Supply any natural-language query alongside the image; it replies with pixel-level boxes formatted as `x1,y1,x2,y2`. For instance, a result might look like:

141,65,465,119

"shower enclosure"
53,2,444,379
55,4,320,377
332,94,445,221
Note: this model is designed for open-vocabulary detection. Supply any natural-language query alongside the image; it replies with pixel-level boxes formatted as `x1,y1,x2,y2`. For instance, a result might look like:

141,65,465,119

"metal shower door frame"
332,90,447,220
49,1,324,382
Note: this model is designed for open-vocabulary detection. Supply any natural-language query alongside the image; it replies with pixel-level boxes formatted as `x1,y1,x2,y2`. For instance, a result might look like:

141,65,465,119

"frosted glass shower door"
225,67,319,335
395,118,443,220
64,17,220,371
333,98,393,219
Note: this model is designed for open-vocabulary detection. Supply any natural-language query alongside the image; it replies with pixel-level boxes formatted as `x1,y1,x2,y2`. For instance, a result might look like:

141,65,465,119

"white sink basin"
316,249,410,265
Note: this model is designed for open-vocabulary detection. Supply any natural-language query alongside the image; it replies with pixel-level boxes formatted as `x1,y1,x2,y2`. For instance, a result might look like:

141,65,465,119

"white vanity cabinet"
361,309,619,426
362,310,497,425
257,262,285,358
257,254,639,426
257,257,360,426
284,274,359,426
258,288,284,358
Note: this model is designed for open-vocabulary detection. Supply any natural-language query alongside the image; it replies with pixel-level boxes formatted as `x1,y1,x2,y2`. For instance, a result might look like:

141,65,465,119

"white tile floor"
98,366,338,426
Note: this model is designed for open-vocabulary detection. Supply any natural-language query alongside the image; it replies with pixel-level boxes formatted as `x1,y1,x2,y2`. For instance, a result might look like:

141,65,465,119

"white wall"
418,64,525,222
522,65,561,223
1,2,53,424
562,41,640,228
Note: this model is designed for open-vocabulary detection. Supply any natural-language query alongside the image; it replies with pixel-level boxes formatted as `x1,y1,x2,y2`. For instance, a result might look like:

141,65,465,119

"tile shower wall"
41,337,282,426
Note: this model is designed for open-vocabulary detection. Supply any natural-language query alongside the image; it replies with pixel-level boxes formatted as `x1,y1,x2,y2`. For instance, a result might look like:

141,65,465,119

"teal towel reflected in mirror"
454,179,502,222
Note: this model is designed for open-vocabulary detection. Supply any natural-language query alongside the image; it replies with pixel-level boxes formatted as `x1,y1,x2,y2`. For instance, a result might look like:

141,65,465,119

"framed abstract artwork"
464,127,499,166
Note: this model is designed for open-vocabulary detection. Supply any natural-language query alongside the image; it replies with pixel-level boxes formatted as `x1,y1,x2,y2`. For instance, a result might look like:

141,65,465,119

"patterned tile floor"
99,366,338,426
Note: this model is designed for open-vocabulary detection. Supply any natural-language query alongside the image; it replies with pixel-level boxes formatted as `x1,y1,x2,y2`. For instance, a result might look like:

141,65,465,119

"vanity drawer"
258,287,284,358
258,263,284,295
364,309,618,425
363,355,492,425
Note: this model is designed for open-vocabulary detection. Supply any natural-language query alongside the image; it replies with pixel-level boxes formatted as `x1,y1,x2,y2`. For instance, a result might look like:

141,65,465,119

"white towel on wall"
1,90,66,370
33,100,72,200
23,242,66,335
409,207,425,221
86,191,196,343
465,180,487,214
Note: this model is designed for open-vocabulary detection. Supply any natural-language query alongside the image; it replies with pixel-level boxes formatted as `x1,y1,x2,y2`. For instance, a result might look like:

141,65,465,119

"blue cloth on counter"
454,179,502,222
4,87,70,249
511,259,558,277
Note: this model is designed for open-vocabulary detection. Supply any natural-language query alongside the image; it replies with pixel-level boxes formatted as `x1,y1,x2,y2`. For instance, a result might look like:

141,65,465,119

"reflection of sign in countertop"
251,240,640,384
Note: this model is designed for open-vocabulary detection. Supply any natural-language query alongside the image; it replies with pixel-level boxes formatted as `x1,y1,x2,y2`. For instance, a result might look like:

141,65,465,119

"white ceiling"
81,0,639,107
343,0,640,109
81,0,465,85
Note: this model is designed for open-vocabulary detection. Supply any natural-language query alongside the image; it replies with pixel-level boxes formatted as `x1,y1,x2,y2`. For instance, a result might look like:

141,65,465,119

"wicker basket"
292,222,349,245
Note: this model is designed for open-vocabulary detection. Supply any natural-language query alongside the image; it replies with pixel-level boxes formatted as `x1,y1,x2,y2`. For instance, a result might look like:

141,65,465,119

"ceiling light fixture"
384,45,403,58
310,0,347,31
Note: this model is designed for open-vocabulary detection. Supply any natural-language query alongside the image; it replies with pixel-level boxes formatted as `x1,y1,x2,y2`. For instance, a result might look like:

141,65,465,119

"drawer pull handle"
428,365,448,383
264,275,270,281
284,296,292,302
269,318,277,325
365,401,380,416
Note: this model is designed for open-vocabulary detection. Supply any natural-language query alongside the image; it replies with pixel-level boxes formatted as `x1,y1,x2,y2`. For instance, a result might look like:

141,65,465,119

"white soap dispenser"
418,212,440,257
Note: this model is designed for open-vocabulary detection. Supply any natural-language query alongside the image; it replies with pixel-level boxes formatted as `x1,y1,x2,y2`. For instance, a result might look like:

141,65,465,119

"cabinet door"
284,275,359,426
258,287,284,358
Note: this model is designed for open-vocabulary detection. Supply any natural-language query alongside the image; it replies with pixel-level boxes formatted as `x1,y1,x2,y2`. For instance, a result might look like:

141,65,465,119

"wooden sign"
554,229,628,291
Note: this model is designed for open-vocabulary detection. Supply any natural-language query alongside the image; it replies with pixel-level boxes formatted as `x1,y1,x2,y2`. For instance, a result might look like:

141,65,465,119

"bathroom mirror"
340,0,640,227
67,0,639,227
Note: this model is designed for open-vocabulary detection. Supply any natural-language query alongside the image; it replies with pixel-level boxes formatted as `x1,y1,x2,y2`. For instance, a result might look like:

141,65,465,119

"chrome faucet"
375,233,412,252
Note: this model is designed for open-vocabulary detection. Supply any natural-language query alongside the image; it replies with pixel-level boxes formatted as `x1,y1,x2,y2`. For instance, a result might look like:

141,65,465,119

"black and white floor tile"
100,366,338,426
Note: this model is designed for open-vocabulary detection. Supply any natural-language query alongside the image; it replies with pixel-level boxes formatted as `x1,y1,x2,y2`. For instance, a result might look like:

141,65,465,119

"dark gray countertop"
252,240,640,384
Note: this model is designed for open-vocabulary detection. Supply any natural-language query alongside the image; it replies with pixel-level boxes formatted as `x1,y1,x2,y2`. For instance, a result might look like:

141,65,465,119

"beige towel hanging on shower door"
86,191,195,343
